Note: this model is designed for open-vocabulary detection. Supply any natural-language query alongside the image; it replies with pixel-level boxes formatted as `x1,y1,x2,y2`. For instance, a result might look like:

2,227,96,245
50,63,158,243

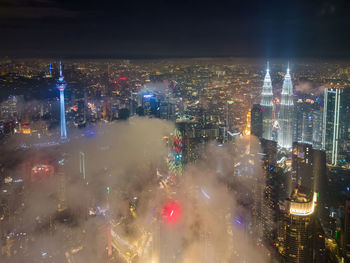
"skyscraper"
292,142,325,193
278,65,294,149
322,88,342,165
57,61,67,139
260,62,274,140
312,109,323,150
343,200,350,260
339,87,350,166
292,142,313,189
283,187,318,263
251,104,262,138
295,97,313,144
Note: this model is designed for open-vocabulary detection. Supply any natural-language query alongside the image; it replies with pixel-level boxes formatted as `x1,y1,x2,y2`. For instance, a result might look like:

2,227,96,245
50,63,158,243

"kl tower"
57,61,67,139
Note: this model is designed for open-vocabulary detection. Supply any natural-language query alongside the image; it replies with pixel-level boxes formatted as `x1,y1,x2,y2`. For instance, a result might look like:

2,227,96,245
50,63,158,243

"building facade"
251,104,262,138
322,88,342,165
260,62,274,140
278,66,294,149
292,142,313,189
284,187,318,263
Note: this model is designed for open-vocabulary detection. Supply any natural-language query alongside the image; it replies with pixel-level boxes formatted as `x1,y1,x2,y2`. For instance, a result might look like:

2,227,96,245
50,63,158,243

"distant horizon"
1,54,350,62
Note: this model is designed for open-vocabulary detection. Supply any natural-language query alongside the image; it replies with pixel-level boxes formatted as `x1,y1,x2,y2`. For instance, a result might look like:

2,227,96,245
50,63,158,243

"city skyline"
0,58,349,262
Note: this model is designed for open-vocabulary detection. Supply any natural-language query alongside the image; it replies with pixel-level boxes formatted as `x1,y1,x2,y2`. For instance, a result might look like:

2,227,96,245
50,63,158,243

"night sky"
0,0,350,58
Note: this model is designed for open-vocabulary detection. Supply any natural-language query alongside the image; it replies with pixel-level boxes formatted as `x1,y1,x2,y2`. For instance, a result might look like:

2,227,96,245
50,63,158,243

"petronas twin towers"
260,62,294,149
278,65,294,149
260,62,274,141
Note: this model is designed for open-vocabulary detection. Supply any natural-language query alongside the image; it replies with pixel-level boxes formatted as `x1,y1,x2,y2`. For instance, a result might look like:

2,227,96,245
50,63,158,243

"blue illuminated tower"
278,64,294,149
260,61,274,140
57,61,67,139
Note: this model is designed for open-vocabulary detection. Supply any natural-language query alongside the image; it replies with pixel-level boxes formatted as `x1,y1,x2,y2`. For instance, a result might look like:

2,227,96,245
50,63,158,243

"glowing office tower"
278,65,294,149
260,61,274,140
284,187,318,263
57,61,67,139
322,88,343,165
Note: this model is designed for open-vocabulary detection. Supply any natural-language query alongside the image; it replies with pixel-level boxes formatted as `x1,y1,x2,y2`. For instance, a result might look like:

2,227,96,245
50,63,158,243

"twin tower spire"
260,62,294,149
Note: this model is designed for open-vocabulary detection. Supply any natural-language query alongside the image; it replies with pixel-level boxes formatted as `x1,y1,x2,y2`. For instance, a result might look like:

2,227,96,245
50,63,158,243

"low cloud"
2,118,270,262
295,81,325,95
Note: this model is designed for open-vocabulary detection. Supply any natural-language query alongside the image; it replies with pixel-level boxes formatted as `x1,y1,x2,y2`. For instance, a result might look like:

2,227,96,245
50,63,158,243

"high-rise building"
322,87,350,166
283,186,318,263
295,97,314,144
322,88,342,165
45,63,52,78
260,62,274,140
57,61,67,139
159,101,175,120
259,138,278,241
339,87,350,167
176,120,199,164
312,149,326,194
278,65,294,149
292,142,313,189
292,142,325,193
343,200,350,260
312,109,323,150
0,95,23,122
292,93,324,149
251,104,262,138
260,138,277,165
226,100,235,133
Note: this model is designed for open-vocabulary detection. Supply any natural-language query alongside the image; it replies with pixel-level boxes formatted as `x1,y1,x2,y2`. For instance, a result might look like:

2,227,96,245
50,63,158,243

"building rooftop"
288,186,317,216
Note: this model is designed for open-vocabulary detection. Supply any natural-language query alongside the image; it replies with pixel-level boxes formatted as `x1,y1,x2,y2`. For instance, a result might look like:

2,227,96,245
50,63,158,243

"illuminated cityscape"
0,1,350,263
0,58,348,263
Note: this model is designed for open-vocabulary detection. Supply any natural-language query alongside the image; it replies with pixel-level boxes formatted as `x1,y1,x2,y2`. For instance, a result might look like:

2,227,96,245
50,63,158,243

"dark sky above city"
0,0,350,58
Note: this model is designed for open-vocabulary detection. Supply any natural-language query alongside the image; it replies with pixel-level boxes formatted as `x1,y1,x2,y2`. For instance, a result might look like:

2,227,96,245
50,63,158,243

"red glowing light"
114,81,118,84
120,77,127,80
162,201,181,224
